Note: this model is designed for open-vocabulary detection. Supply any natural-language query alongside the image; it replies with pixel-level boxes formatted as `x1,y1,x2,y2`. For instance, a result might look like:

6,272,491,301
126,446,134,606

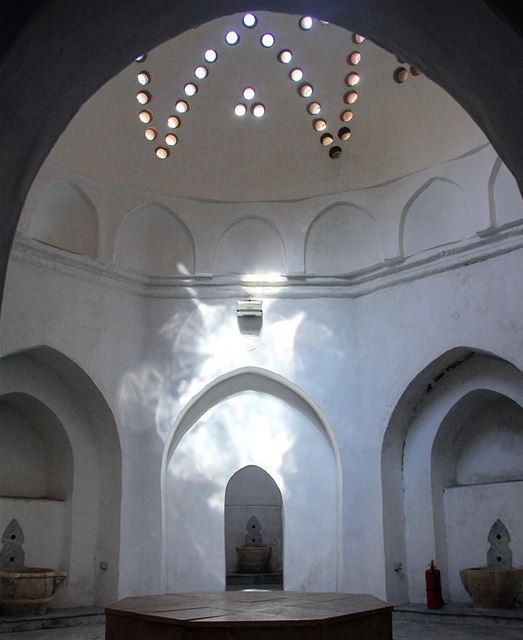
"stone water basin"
0,567,66,615
459,567,523,609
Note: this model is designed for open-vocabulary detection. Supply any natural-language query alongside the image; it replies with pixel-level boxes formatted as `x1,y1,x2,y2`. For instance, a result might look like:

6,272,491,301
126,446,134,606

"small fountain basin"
236,546,271,573
459,567,523,609
0,567,67,616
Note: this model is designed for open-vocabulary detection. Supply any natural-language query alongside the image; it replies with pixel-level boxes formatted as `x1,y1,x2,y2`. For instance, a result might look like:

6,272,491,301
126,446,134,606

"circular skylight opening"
313,119,327,132
308,102,321,115
234,103,247,116
204,49,218,63
339,126,352,141
349,51,362,65
299,83,313,97
243,87,256,100
138,110,152,124
134,54,146,63
144,128,157,141
321,133,334,146
137,72,150,86
194,66,208,79
394,67,409,83
165,134,178,146
136,91,150,105
299,16,313,30
341,110,353,122
252,103,265,118
225,30,240,46
155,147,169,159
167,116,180,128
353,34,366,44
290,68,303,82
346,72,360,86
184,83,198,96
329,146,342,159
175,100,189,113
261,33,275,48
278,50,293,64
243,13,257,28
345,90,358,104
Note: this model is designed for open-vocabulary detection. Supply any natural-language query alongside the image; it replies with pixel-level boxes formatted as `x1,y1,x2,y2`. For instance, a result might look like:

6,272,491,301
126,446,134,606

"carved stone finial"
1,519,25,569
487,519,512,569
245,515,263,546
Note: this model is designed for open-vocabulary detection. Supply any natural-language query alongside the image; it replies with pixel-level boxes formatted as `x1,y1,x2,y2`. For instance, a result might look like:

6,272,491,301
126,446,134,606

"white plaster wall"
0,498,65,571
444,482,523,602
0,404,48,498
1,142,523,606
455,399,523,485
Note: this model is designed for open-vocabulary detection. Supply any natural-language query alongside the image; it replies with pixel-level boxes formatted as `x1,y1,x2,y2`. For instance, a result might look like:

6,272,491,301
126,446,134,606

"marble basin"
236,545,271,573
0,567,66,616
460,567,523,609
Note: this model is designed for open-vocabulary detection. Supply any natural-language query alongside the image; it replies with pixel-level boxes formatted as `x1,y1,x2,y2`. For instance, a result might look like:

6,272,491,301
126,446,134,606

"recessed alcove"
400,178,474,257
114,203,195,276
224,465,283,590
162,368,340,593
0,393,73,574
26,181,98,257
383,349,523,605
0,347,122,608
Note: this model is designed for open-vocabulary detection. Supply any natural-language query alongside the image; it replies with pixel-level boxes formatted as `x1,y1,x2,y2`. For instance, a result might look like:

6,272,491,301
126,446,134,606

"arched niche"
382,347,523,604
214,218,286,276
400,178,475,257
27,181,98,257
225,465,283,589
490,158,523,228
432,390,523,602
0,346,122,607
0,393,73,500
114,203,195,276
161,367,341,593
305,203,382,275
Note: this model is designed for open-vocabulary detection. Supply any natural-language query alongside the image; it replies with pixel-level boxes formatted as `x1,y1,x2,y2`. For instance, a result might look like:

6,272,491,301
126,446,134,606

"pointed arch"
0,345,122,607
161,366,342,591
214,217,287,275
489,157,523,228
114,202,195,276
381,346,523,604
27,181,99,257
305,202,382,275
399,177,474,257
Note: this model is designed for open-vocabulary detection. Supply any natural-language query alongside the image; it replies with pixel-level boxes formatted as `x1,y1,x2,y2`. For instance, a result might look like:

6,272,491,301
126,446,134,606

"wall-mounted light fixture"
237,299,263,317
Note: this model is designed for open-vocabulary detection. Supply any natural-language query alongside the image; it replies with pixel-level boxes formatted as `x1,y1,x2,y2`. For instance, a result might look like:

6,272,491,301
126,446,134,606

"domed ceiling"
45,11,486,202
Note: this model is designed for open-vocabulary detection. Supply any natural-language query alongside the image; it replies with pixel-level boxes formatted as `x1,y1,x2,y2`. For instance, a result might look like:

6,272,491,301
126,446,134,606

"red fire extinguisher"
425,560,444,609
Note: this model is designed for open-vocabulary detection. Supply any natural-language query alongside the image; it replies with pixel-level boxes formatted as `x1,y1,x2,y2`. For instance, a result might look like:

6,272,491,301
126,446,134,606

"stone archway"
161,366,342,592
0,346,122,606
381,347,523,603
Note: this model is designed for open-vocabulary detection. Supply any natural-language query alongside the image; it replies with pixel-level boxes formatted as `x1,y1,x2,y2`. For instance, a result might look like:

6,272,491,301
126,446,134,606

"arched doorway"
161,366,341,592
225,465,283,590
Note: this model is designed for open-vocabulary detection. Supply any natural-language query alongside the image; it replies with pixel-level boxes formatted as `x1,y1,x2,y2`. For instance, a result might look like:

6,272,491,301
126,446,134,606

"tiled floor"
0,620,522,639
393,620,522,640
